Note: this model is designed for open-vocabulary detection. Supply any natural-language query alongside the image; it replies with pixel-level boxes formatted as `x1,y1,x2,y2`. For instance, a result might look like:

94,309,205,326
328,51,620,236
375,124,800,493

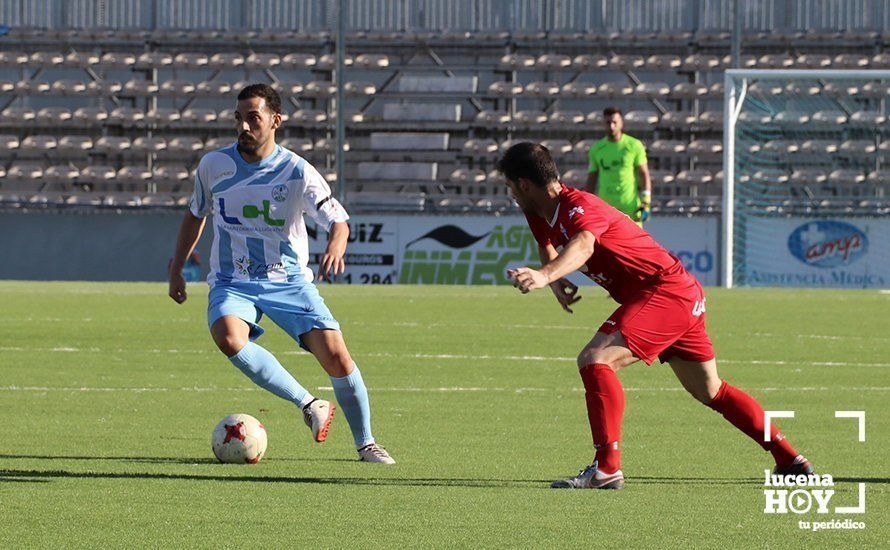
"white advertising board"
308,215,719,286
743,218,888,288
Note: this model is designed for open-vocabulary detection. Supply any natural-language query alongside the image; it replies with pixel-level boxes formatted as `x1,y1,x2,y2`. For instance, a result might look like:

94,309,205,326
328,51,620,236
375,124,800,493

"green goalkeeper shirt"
587,134,647,216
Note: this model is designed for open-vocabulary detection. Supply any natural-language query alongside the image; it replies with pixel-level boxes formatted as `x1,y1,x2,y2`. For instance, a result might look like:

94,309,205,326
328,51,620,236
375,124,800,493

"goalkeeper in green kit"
585,107,653,227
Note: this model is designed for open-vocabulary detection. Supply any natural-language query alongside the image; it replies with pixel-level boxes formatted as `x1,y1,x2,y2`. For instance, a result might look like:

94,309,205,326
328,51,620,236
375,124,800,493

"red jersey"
525,184,692,303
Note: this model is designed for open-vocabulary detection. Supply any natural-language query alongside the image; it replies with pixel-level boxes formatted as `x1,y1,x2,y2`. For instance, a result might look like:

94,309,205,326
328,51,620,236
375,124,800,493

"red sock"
580,363,625,474
707,380,799,467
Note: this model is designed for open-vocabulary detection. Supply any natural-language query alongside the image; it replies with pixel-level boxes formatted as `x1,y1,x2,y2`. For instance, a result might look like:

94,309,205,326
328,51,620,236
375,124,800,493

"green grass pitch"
0,281,887,547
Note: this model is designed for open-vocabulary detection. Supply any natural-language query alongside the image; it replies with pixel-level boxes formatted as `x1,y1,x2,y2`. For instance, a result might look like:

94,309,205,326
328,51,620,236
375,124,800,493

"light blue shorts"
207,281,340,350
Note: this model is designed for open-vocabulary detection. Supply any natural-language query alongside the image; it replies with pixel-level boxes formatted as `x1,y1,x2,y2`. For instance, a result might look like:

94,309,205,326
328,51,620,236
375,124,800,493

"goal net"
723,69,890,288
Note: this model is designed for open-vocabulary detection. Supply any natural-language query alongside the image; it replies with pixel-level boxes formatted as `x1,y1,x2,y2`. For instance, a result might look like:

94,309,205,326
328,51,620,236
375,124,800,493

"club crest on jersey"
234,256,252,276
271,184,289,203
568,206,585,219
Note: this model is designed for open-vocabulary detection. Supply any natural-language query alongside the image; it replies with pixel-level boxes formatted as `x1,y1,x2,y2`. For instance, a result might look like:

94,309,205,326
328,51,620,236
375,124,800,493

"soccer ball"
211,413,268,464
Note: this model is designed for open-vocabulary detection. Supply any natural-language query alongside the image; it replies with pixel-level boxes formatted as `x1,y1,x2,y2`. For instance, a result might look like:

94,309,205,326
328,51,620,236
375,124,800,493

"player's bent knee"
214,333,248,357
576,348,616,371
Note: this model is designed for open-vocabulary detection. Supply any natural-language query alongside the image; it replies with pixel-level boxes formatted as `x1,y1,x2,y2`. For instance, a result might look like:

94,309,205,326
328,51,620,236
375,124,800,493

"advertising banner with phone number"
308,215,718,286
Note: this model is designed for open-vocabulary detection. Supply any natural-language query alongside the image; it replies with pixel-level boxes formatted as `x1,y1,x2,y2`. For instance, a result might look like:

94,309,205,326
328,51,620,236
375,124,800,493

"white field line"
2,346,890,368
0,385,887,394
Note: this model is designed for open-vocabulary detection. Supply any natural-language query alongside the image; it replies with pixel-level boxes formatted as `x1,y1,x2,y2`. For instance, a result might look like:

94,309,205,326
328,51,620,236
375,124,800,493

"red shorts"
598,277,715,365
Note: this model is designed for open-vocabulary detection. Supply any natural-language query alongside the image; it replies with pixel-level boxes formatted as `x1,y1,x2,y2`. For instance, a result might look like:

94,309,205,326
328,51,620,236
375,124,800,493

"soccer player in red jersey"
498,142,812,489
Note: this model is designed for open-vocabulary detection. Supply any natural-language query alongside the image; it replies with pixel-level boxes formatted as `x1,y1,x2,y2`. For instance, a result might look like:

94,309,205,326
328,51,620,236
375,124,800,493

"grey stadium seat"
146,108,182,125
278,137,313,153
523,81,560,97
94,136,132,154
244,53,281,69
132,136,168,154
136,52,173,69
498,54,535,70
100,52,136,68
208,53,244,69
597,82,633,98
173,52,209,68
160,80,196,96
512,110,547,126
303,80,337,98
29,51,65,67
670,83,708,100
449,168,486,184
573,54,608,70
535,54,572,69
109,107,145,124
573,139,597,156
281,53,317,69
37,107,73,125
561,82,597,97
659,111,696,129
562,169,588,188
0,134,20,150
549,111,585,125
623,110,660,130
20,135,58,153
44,165,79,185
165,137,205,156
646,55,681,70
1,107,37,123
196,80,233,96
57,135,94,153
123,79,159,95
182,108,218,124
849,111,887,127
475,110,510,126
344,81,376,96
80,165,118,183
353,54,389,69
462,139,499,156
488,82,523,97
290,110,327,124
540,139,573,156
634,82,670,99
117,166,153,185
51,79,88,95
648,140,687,157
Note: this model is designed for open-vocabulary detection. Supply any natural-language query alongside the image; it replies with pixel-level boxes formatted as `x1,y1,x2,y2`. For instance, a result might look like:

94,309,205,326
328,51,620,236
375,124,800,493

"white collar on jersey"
545,202,560,228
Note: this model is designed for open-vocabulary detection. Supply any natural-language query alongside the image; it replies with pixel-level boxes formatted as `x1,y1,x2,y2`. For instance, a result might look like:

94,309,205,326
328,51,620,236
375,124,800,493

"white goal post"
722,69,890,288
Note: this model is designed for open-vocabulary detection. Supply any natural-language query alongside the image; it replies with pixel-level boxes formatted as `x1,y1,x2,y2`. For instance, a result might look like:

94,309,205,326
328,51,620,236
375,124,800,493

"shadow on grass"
0,468,547,488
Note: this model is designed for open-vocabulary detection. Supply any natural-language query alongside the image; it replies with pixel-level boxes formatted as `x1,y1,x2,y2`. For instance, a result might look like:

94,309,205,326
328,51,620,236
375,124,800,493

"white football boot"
302,399,335,442
357,443,396,464
550,461,624,490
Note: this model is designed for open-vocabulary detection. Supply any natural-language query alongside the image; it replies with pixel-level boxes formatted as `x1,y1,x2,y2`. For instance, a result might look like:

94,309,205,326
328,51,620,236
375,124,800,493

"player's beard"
237,132,264,154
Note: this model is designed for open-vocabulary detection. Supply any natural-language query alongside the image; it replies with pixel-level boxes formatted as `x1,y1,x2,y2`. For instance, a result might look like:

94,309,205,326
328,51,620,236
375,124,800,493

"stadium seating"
0,13,886,212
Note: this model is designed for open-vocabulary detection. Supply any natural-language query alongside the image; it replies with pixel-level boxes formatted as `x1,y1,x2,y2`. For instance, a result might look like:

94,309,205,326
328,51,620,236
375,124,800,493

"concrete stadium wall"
0,210,721,284
0,209,213,281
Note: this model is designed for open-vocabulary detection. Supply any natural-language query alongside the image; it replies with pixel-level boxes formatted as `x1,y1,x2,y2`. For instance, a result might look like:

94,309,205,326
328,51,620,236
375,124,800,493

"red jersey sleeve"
524,212,551,247
563,193,610,239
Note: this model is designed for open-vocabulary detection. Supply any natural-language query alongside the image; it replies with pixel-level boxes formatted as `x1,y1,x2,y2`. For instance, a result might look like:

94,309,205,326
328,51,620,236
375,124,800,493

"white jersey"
189,143,348,286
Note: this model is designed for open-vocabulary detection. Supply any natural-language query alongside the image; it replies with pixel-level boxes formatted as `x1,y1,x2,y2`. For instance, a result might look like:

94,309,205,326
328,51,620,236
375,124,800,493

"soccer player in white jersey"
168,84,394,464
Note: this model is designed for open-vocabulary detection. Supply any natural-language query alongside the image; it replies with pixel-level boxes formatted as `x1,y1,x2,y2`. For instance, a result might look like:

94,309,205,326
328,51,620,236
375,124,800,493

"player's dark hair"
237,83,282,115
496,142,560,188
603,106,623,118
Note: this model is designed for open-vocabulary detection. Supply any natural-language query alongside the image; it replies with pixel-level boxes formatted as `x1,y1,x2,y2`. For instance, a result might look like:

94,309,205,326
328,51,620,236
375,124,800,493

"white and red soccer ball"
211,414,268,464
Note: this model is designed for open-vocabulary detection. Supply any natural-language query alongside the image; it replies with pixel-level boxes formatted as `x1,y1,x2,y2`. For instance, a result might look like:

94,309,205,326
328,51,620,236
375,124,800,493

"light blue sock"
228,342,312,407
330,365,374,448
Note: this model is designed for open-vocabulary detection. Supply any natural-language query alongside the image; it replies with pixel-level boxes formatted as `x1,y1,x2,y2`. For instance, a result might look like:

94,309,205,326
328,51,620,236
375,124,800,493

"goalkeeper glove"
635,190,651,223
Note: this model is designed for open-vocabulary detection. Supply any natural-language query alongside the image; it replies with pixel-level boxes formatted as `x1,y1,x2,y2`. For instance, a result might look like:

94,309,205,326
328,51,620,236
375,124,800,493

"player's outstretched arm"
319,221,349,281
538,244,581,313
168,211,206,304
509,231,595,294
